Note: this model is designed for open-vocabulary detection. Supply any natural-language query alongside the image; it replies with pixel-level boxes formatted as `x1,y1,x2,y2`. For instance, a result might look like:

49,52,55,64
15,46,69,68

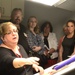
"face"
63,27,69,35
11,10,23,25
2,25,19,44
67,22,75,34
28,17,37,28
44,24,50,33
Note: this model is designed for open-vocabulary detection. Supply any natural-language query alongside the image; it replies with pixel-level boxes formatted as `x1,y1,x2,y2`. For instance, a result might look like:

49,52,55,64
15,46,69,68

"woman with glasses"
0,22,44,75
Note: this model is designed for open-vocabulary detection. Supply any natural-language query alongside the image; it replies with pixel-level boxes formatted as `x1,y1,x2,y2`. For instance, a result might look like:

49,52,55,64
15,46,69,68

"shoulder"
20,24,27,32
39,32,43,36
27,31,35,38
26,30,30,34
18,44,26,51
18,44,23,48
59,36,65,42
26,30,32,36
0,47,12,55
0,47,9,51
51,32,56,35
20,24,26,28
18,44,28,57
49,32,56,36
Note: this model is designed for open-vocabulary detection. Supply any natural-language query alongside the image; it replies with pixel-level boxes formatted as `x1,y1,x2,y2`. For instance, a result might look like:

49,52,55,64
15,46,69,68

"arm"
32,34,45,52
14,57,44,75
36,34,45,49
58,37,63,50
32,64,44,75
27,32,36,48
49,48,56,54
58,45,63,62
27,32,44,52
13,57,39,68
27,32,42,52
52,33,58,51
32,46,42,52
71,46,75,56
48,33,58,54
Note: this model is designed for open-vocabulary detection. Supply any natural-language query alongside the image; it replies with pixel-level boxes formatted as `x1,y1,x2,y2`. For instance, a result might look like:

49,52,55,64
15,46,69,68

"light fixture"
30,0,60,6
54,0,67,7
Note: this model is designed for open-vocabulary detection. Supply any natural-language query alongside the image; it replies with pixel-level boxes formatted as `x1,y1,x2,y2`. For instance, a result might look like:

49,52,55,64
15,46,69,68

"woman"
58,20,75,62
58,24,69,51
0,22,44,75
40,21,58,67
27,16,48,68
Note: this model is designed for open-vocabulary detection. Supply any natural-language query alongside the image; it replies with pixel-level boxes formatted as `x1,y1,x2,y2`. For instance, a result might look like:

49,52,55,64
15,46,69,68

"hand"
43,69,56,75
49,69,56,75
48,48,55,54
57,57,62,62
42,72,51,75
32,64,44,75
25,57,39,65
32,46,41,52
44,50,48,56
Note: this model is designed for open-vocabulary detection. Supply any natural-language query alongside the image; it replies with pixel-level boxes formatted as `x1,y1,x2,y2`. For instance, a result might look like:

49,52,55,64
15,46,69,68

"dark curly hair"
40,21,53,32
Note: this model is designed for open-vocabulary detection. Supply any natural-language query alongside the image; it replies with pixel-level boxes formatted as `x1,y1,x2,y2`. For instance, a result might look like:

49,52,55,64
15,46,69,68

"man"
10,8,34,75
10,8,31,55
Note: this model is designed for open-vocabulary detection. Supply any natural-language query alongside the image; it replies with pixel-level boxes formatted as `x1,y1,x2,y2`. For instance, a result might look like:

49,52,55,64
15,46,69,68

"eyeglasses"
4,30,18,35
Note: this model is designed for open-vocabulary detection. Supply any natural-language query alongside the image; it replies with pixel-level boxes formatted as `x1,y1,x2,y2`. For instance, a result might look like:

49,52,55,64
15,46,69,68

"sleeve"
27,32,35,48
36,34,45,49
0,48,15,70
51,33,58,50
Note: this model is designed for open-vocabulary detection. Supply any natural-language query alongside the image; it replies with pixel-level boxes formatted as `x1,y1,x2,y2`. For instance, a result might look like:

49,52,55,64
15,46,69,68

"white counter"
34,61,75,75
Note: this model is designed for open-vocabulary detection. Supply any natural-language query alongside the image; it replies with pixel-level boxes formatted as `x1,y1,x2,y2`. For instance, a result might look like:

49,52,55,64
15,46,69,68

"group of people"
0,8,57,75
0,8,75,75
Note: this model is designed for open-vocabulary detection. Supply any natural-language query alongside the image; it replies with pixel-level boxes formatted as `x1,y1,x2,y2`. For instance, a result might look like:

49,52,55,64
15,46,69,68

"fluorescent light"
54,0,66,7
31,0,60,6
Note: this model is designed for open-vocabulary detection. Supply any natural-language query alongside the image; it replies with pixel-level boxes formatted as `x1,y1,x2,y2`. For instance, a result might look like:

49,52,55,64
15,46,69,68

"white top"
40,32,58,59
34,61,75,75
40,32,58,50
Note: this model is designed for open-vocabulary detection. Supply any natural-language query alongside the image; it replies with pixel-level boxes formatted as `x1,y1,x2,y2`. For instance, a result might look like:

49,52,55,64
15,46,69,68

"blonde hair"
0,22,18,37
27,16,39,34
63,24,67,31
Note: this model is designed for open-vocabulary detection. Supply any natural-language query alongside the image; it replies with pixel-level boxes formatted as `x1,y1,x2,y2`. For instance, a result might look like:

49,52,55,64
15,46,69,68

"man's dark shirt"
10,19,31,55
18,24,31,55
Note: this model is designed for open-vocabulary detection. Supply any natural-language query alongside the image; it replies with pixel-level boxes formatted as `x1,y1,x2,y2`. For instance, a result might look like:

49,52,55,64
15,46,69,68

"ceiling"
25,0,75,40
54,0,75,12
27,0,75,12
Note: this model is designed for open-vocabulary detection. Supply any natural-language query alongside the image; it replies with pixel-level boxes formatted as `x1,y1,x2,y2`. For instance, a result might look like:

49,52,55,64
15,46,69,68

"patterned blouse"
27,31,45,54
